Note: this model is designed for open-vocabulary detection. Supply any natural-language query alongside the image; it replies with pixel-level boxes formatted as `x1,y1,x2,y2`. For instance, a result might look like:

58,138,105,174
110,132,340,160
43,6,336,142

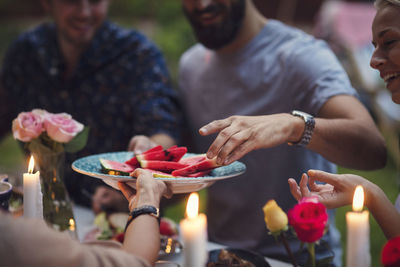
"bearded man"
178,0,387,266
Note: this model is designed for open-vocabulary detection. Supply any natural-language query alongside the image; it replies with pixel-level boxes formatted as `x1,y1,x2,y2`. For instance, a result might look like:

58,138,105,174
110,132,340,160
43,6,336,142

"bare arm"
288,170,400,239
118,169,172,264
308,95,386,170
200,95,386,170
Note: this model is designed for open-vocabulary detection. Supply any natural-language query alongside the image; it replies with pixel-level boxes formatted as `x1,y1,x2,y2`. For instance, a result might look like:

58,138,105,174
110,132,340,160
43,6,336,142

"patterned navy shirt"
0,21,183,206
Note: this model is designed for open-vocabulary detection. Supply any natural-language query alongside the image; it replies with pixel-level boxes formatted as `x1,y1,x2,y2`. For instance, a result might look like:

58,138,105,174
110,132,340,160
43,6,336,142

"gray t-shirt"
179,20,357,266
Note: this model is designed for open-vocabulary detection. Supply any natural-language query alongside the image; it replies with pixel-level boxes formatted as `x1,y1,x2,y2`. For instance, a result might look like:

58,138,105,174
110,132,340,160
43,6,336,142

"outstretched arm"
288,170,400,239
199,95,386,170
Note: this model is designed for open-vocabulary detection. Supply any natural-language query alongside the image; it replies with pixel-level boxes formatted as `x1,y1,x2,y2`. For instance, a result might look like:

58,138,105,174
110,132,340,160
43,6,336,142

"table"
73,205,292,267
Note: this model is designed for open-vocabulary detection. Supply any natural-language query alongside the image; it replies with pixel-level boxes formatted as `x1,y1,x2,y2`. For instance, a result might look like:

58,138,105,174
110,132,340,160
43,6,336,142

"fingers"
128,135,156,154
288,178,302,201
307,169,341,187
118,181,136,201
222,141,252,165
199,118,231,136
299,173,311,198
206,126,242,160
163,183,173,199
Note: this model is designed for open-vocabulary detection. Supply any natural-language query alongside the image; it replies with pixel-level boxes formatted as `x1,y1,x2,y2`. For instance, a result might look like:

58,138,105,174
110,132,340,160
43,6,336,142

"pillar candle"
23,156,43,218
180,192,208,267
346,185,370,267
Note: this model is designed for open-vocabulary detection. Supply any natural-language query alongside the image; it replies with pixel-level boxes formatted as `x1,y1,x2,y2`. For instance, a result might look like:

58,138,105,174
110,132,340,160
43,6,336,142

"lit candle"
180,192,208,267
23,156,43,218
346,185,370,267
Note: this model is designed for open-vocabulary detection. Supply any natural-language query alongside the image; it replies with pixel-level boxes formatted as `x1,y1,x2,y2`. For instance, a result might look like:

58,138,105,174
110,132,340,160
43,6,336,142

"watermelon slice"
125,145,164,167
140,160,188,173
178,154,207,165
137,146,187,163
100,159,135,176
172,157,219,177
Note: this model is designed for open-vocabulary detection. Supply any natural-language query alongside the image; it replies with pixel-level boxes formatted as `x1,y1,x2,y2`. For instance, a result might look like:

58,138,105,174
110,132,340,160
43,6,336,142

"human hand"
199,114,302,165
92,186,129,214
118,169,172,211
128,135,158,154
288,170,369,209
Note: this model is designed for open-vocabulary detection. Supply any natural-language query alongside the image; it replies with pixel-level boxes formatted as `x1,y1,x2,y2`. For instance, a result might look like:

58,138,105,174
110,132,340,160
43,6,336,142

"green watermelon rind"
100,158,134,176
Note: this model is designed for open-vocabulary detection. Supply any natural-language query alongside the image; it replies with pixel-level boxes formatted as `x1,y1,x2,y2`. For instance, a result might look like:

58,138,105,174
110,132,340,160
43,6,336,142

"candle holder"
33,150,77,237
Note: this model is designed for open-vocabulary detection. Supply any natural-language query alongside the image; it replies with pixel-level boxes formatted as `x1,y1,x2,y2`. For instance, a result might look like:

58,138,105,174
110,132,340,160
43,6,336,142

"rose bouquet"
12,109,88,233
12,109,88,154
263,197,331,267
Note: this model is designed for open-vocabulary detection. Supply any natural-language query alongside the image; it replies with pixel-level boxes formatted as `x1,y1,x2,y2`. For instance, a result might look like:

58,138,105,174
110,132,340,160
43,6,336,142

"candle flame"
69,218,75,231
186,192,199,219
352,185,364,212
28,155,35,174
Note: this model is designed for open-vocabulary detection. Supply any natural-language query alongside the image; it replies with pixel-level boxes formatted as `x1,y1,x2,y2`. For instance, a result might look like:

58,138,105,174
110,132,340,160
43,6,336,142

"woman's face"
371,4,400,104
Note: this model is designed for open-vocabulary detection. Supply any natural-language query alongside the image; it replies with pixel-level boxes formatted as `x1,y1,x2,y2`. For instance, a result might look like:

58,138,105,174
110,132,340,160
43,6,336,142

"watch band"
288,110,315,146
125,205,160,231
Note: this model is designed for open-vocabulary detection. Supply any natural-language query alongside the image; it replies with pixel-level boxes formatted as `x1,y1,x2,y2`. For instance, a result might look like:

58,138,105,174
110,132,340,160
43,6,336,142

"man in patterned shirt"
0,0,183,209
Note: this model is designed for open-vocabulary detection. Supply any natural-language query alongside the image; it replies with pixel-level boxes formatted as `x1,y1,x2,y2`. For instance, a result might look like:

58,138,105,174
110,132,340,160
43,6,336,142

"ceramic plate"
208,248,271,267
71,152,246,194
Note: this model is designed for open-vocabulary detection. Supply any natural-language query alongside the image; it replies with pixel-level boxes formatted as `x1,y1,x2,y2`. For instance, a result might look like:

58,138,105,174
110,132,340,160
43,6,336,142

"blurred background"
0,0,398,266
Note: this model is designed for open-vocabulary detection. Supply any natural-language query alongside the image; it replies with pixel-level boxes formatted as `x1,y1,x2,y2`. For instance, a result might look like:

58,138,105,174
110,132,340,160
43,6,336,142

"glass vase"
32,150,77,238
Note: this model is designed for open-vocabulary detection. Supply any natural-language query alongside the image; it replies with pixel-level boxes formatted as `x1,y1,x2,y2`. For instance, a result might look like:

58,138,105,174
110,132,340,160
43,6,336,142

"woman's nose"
370,49,386,70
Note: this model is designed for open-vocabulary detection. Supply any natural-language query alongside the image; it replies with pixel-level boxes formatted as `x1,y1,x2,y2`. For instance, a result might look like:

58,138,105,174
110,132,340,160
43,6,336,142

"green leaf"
64,126,89,153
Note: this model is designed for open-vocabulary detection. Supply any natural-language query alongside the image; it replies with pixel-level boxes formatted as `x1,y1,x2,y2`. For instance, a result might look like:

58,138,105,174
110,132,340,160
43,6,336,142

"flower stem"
307,243,316,267
280,232,298,267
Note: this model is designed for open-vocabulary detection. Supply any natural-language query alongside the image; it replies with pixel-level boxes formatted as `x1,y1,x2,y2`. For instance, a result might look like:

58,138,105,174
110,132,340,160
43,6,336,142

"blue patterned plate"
72,152,246,194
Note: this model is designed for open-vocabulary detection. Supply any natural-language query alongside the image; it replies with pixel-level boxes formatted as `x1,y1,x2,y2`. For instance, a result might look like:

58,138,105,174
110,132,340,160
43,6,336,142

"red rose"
288,200,328,243
382,236,400,267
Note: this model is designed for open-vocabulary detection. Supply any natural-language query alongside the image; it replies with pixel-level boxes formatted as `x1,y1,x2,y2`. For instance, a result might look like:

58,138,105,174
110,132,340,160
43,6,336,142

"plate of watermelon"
72,145,246,194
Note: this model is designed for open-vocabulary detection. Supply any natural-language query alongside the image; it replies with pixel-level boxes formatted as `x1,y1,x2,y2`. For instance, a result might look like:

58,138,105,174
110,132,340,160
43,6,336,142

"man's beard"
183,0,246,50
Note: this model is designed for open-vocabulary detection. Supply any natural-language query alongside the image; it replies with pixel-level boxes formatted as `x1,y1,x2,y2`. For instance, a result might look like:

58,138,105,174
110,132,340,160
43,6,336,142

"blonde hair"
375,0,400,9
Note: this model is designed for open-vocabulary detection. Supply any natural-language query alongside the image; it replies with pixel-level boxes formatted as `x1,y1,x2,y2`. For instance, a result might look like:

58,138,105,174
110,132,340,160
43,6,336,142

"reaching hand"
288,170,370,209
199,114,302,165
118,169,172,211
128,135,158,154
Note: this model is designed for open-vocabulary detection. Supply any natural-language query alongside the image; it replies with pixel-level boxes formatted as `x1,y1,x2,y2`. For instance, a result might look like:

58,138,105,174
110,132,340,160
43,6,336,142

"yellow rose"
262,200,288,233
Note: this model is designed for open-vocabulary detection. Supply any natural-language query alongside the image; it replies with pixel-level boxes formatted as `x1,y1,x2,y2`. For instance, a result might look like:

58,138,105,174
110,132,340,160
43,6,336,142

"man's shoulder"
11,23,54,47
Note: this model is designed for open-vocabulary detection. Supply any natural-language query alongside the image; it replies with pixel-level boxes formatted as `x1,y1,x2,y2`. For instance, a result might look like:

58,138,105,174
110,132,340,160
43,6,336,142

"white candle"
180,192,208,267
23,156,43,219
346,185,370,267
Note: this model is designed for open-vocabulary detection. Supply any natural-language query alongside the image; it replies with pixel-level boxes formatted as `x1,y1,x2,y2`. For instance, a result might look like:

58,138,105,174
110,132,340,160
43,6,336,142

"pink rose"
44,113,84,143
12,111,44,142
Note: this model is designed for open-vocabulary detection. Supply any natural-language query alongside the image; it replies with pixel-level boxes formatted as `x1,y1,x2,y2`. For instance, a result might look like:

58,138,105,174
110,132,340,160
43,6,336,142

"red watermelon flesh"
172,157,220,177
137,146,187,163
178,154,207,165
100,158,135,176
140,160,188,173
125,145,164,167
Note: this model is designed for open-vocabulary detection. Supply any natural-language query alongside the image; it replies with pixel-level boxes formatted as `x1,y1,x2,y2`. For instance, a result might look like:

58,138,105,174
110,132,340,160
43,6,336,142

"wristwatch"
288,110,315,146
125,205,160,231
